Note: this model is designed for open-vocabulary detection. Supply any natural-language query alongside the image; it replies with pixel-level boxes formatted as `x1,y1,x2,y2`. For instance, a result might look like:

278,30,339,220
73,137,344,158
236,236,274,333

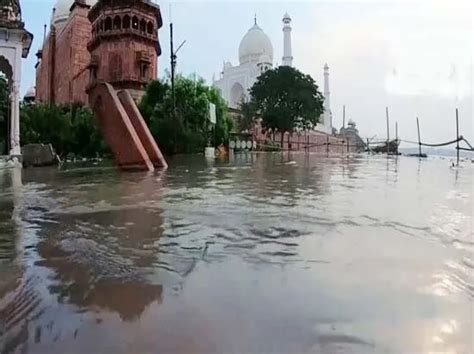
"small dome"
51,0,97,29
283,12,291,23
24,86,35,98
239,21,273,65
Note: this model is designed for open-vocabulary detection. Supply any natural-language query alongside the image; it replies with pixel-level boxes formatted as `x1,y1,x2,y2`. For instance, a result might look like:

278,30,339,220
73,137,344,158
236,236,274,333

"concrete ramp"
117,90,167,169
88,82,167,171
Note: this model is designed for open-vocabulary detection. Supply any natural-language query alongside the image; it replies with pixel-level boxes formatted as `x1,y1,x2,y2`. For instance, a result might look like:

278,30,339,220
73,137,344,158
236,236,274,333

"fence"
254,131,362,154
401,109,473,165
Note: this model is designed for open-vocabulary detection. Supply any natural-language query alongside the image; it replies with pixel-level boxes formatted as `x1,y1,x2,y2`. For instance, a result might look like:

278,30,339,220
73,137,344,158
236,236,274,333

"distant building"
213,13,333,135
35,0,163,106
213,16,275,109
23,86,36,104
338,119,366,152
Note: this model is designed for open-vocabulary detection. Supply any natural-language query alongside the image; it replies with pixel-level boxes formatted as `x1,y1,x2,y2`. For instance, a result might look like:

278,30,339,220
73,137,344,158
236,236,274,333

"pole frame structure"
416,117,422,157
456,108,460,166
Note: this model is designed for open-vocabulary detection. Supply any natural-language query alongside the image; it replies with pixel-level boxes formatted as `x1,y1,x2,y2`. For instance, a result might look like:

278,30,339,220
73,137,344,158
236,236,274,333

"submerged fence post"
456,108,460,166
306,132,309,154
416,117,422,157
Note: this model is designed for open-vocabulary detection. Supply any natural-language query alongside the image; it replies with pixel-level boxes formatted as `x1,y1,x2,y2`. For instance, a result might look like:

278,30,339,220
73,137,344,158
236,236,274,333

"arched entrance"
0,56,13,155
230,82,245,108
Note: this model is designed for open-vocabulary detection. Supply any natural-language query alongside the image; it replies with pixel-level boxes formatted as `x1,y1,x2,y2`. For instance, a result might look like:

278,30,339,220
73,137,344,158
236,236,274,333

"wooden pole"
416,117,422,157
343,105,346,129
395,122,398,155
326,135,329,154
456,108,460,166
386,107,390,155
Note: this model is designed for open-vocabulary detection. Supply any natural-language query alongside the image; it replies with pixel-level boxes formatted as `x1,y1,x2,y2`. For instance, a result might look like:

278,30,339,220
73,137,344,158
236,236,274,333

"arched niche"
0,55,13,85
230,82,245,108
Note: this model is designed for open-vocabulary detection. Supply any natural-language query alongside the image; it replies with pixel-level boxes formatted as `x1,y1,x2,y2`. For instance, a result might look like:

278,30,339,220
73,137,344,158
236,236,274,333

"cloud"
288,1,472,142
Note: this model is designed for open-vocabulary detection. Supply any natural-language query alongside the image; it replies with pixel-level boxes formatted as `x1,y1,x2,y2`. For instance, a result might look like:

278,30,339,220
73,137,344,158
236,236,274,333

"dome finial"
254,13,257,25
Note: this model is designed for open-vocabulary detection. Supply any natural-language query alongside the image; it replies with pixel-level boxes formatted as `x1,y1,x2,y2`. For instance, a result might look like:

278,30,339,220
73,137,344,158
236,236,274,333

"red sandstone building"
35,0,162,105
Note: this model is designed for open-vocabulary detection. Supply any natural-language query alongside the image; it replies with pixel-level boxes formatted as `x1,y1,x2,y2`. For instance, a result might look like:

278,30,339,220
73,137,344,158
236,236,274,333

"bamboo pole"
386,107,390,155
416,117,422,157
343,105,346,129
456,108,460,166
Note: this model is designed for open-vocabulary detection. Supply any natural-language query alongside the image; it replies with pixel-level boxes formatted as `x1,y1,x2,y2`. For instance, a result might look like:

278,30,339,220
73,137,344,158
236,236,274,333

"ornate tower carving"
87,0,162,100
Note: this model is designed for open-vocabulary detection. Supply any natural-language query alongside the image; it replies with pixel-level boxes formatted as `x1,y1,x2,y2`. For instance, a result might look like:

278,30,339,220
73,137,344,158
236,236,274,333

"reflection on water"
0,153,473,353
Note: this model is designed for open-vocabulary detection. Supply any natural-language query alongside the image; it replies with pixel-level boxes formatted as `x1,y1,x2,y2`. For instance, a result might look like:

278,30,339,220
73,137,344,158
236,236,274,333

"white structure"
0,0,33,157
214,17,274,108
214,13,334,135
281,12,293,66
23,85,35,103
50,0,97,31
315,63,332,134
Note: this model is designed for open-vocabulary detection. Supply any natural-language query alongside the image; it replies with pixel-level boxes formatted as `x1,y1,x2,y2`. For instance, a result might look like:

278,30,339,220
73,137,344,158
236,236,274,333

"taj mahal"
213,13,333,135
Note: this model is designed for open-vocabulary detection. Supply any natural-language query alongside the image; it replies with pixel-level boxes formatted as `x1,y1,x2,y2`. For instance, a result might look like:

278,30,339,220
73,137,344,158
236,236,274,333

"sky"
19,0,473,145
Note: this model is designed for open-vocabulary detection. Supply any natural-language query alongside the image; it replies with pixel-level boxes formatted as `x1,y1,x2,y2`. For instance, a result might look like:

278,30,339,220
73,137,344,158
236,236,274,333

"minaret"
282,12,293,67
323,63,331,128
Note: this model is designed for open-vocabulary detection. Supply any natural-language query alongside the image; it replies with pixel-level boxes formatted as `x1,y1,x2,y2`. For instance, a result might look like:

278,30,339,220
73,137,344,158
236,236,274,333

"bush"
20,103,109,158
140,74,233,155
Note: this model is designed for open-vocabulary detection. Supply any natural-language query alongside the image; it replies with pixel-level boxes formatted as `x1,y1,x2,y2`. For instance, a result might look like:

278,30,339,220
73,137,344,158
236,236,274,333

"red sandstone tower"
87,0,162,100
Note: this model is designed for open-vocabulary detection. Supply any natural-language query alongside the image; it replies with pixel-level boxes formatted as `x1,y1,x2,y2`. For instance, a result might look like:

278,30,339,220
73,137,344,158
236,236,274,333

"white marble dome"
238,22,273,65
24,86,35,99
51,0,97,29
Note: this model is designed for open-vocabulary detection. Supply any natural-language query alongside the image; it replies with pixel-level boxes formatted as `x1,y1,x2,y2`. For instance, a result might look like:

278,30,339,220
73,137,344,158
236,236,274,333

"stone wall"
255,130,356,154
90,40,157,88
36,4,92,105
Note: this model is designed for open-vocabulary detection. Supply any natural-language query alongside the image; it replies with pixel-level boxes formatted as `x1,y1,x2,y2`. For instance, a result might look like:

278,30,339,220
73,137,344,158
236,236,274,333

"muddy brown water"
0,153,472,353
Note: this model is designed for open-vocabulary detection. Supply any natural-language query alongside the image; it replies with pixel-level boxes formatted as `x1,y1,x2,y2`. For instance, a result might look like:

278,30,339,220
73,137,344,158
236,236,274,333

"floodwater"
0,153,472,354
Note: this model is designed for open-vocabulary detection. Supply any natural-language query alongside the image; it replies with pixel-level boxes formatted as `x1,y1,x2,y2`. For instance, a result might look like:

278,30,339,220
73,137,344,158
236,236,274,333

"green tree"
237,99,256,132
140,74,233,155
249,66,325,146
20,103,108,158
